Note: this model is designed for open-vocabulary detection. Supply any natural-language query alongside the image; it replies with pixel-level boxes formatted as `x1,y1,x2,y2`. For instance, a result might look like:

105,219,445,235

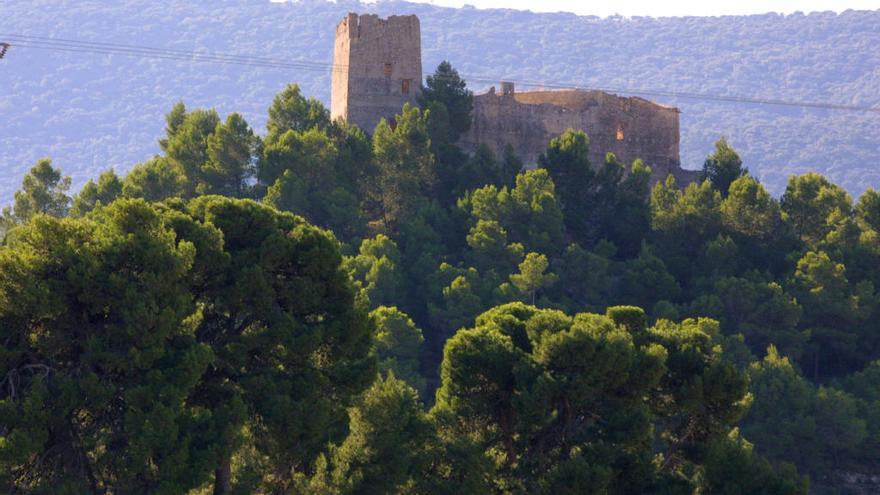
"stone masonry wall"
460,87,700,186
331,13,699,186
331,13,422,134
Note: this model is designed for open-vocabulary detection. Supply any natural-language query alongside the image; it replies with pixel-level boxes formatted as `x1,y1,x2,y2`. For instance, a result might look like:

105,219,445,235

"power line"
3,32,880,114
1,34,340,72
2,33,330,69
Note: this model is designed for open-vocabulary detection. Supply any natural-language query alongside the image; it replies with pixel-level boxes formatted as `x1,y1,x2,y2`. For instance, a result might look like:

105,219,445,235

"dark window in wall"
617,125,625,141
384,63,392,76
401,79,410,95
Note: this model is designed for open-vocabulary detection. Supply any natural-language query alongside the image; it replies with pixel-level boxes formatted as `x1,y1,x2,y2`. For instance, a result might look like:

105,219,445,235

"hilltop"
2,0,879,200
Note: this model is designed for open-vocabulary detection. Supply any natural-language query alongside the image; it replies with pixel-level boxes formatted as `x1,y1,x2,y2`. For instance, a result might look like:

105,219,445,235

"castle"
331,13,699,185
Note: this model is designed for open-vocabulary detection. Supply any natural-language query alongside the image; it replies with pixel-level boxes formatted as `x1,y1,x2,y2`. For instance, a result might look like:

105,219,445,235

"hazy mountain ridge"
2,0,879,200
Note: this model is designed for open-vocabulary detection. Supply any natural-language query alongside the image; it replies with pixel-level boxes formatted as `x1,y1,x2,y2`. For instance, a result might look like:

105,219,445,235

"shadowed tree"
179,196,376,494
419,61,473,143
0,200,216,493
538,129,595,244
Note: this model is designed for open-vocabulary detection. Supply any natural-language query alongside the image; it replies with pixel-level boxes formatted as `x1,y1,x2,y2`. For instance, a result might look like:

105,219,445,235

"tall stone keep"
331,13,422,133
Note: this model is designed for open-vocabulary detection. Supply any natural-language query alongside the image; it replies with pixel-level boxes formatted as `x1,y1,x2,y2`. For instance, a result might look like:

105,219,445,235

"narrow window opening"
401,79,411,95
616,125,625,141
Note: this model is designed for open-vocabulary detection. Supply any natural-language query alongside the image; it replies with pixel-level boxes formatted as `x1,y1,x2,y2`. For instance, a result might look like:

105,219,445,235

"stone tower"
331,13,422,133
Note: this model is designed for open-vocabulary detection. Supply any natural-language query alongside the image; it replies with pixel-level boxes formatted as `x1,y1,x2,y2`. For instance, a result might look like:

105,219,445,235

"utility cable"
2,33,879,114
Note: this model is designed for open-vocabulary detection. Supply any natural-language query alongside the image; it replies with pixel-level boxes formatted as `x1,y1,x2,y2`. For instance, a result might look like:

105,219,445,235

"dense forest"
1,62,878,494
3,0,880,202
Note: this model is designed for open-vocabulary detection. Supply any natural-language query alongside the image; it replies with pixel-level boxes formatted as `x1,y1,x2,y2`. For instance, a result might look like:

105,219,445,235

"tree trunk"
213,457,232,495
500,407,516,466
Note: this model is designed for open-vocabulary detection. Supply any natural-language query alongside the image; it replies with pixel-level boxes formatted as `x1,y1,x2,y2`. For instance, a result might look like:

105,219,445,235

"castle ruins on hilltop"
331,13,699,185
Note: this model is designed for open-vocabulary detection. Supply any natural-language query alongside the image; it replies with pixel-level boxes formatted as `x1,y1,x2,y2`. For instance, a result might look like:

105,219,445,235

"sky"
401,0,880,17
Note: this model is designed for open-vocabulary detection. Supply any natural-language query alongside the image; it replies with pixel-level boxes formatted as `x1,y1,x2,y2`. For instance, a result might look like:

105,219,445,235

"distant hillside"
3,0,879,200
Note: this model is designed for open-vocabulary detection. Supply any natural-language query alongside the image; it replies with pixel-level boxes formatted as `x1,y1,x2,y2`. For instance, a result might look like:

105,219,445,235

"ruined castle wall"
330,13,698,186
461,89,698,185
331,13,422,134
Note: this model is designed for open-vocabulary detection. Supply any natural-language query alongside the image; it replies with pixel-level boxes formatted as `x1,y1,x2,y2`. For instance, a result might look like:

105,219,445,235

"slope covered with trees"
2,61,879,492
2,0,879,202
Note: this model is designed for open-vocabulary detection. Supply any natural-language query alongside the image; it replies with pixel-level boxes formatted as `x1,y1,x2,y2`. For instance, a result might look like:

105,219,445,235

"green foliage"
160,104,221,196
788,250,877,378
260,112,369,241
607,158,654,257
346,235,405,309
539,139,653,256
720,175,781,238
266,83,330,142
509,252,557,304
463,169,565,255
428,264,496,341
855,188,880,232
836,359,880,403
260,127,336,187
420,61,474,144
650,177,724,283
432,303,763,493
547,243,615,313
781,173,852,247
12,76,880,492
0,200,214,493
702,137,748,196
701,430,808,495
306,374,434,495
372,306,427,397
202,113,261,197
538,129,594,243
122,156,187,201
70,169,122,217
0,195,378,494
743,346,871,478
181,196,376,493
445,145,521,203
2,158,71,227
418,62,476,207
835,360,880,467
621,244,680,311
369,104,436,231
160,104,260,198
648,317,753,465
